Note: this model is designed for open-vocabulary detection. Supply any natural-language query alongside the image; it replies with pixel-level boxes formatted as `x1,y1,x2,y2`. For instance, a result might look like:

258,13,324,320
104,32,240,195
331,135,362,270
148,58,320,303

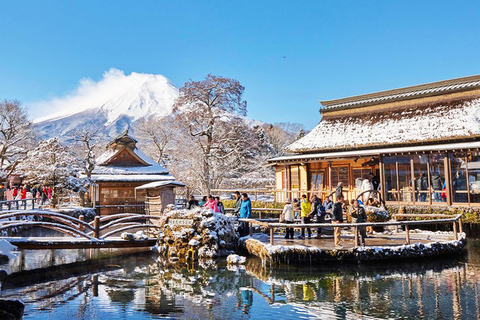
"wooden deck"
265,231,456,251
3,237,157,249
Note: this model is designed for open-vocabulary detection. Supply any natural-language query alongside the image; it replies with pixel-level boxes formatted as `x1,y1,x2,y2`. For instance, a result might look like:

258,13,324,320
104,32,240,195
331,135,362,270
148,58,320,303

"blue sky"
1,1,480,130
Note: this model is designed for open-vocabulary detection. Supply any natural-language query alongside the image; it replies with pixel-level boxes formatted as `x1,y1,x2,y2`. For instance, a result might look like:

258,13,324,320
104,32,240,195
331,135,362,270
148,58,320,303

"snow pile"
156,207,238,259
287,99,480,152
121,231,148,241
0,239,18,260
226,254,246,265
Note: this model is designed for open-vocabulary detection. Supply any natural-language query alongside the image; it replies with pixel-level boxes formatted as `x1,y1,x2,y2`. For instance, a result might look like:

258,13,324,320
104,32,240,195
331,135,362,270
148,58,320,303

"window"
331,166,349,188
412,155,429,203
468,152,480,203
310,172,324,192
450,153,468,203
430,154,446,203
384,156,398,201
290,166,299,190
397,156,413,203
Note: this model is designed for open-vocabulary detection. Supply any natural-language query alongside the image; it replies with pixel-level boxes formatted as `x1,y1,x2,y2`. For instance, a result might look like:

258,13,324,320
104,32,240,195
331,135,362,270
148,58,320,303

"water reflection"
1,241,480,319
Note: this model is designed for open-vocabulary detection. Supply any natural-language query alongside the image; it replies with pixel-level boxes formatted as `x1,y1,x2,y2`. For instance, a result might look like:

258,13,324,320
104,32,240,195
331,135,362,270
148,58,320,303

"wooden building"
268,75,480,207
90,131,182,214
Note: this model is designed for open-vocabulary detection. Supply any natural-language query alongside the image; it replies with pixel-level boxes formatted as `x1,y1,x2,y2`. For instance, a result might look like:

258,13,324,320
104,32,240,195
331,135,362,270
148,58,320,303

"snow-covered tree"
15,138,85,207
0,99,32,179
172,74,248,193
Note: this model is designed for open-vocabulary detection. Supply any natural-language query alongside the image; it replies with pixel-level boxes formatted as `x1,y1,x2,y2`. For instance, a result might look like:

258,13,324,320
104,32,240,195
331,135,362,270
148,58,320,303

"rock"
227,254,246,265
0,299,25,320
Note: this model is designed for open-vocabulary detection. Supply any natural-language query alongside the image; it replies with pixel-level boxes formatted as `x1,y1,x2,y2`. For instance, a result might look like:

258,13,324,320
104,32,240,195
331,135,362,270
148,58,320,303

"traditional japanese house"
90,131,182,214
268,74,480,207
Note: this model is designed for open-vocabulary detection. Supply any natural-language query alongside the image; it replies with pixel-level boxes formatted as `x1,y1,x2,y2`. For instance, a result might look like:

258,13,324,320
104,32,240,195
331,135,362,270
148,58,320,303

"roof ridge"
320,74,480,111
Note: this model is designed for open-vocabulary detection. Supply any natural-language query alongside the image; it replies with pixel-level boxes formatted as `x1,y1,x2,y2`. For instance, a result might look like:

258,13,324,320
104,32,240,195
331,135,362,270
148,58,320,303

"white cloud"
30,68,177,124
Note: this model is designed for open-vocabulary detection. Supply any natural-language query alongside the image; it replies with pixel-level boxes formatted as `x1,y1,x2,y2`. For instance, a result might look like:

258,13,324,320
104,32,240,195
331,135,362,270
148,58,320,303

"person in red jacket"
20,186,27,200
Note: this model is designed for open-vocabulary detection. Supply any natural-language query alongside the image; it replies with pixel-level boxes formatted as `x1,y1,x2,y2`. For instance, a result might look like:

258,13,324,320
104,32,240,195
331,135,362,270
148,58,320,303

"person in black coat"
332,195,344,248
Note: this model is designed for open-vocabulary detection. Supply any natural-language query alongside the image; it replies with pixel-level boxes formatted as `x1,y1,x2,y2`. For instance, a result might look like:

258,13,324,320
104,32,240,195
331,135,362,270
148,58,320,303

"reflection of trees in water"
3,250,480,319
241,256,480,319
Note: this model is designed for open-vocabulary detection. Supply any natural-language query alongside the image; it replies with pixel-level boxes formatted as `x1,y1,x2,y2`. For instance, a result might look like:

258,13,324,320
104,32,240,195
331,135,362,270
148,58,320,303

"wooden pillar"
395,161,401,205
465,155,471,205
79,215,85,232
426,159,432,205
410,157,415,205
405,225,410,244
249,221,253,236
328,162,332,193
445,155,452,206
379,155,386,202
269,227,274,245
354,226,358,248
459,218,463,234
453,222,458,240
94,216,100,239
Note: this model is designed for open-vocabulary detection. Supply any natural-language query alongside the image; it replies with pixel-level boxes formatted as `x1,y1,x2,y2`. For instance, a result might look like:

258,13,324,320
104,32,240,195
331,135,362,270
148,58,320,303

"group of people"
186,191,253,236
187,195,226,214
1,184,52,204
281,193,369,248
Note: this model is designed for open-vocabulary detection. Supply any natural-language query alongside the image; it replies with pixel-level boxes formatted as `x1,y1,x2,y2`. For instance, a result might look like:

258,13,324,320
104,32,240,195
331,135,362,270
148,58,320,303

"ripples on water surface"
2,240,480,319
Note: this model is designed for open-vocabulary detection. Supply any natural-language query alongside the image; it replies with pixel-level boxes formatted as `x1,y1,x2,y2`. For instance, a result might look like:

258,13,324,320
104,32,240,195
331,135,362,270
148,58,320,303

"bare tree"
133,116,173,165
0,100,32,178
172,74,247,193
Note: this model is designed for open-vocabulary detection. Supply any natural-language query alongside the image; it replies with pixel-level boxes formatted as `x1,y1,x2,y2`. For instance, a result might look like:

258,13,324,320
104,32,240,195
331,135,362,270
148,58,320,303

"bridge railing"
0,210,161,241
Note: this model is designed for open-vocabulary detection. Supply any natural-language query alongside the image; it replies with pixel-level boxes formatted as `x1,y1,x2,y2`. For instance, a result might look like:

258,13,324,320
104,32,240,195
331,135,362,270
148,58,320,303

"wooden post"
8,202,11,210
249,222,253,236
269,227,274,245
405,225,410,245
32,199,35,210
453,221,458,240
79,215,85,232
459,218,463,234
94,216,100,239
16,201,19,210
354,226,358,248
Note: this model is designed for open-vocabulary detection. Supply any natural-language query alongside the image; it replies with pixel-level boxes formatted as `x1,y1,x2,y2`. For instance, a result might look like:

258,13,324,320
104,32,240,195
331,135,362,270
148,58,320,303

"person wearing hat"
282,199,295,239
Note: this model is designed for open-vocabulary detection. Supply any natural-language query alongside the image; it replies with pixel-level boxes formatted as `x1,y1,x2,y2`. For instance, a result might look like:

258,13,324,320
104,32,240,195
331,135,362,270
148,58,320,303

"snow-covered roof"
321,74,480,112
269,141,480,164
91,174,175,182
135,180,185,190
286,98,480,153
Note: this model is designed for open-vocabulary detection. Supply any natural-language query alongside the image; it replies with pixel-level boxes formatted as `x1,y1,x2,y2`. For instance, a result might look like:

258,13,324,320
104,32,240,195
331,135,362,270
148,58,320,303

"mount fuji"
32,69,179,139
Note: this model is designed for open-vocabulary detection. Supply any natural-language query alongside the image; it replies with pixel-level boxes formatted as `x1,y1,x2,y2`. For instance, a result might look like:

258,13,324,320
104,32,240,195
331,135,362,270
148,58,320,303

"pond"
2,240,480,319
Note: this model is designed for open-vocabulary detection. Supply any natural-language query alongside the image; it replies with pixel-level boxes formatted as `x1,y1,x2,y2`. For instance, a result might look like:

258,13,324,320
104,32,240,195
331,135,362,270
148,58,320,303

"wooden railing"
239,214,463,247
0,210,160,241
0,198,44,211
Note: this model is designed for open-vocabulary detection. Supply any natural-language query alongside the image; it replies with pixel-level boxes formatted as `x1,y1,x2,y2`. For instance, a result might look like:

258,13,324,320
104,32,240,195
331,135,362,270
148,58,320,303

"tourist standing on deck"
299,194,312,239
309,195,323,238
361,175,374,203
187,195,199,209
215,196,225,214
233,191,242,217
238,193,252,236
281,199,295,239
332,195,344,248
353,200,367,246
204,195,220,212
335,182,343,201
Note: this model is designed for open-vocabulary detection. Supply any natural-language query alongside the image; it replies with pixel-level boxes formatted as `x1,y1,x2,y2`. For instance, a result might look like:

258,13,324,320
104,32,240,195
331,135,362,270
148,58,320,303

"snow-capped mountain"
33,69,179,139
